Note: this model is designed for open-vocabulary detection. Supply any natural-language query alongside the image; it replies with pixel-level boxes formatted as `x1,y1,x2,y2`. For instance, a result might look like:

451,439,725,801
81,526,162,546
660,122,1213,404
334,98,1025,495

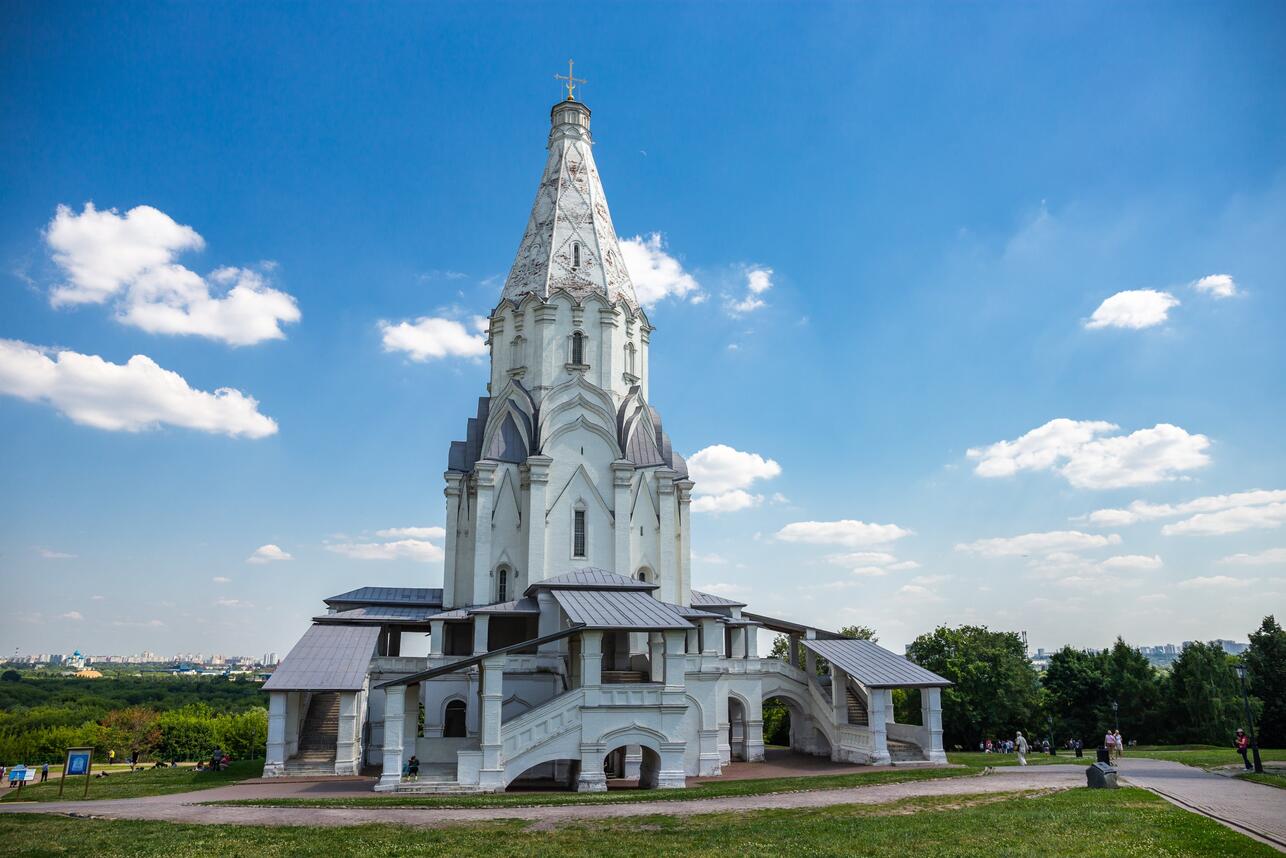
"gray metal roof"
552,588,693,630
470,597,541,615
323,586,443,608
801,638,952,689
526,568,655,594
690,590,747,608
676,604,726,620
314,606,440,625
263,624,380,691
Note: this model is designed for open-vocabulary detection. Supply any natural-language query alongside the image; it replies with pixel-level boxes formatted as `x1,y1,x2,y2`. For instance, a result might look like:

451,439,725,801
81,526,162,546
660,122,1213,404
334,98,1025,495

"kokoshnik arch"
261,91,952,793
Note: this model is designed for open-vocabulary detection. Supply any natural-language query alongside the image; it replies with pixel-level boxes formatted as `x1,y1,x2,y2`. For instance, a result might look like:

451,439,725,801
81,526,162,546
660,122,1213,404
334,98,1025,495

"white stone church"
263,93,951,793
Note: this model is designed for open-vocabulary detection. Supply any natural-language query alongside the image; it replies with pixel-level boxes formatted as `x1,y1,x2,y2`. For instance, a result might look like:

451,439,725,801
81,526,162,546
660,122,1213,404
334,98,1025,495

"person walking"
1235,728,1252,770
1113,730,1124,761
1104,729,1116,761
1015,731,1029,766
40,762,48,783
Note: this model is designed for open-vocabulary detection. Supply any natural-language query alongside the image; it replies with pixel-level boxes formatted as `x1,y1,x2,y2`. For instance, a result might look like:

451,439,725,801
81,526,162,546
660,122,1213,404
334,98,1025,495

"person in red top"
1235,729,1252,770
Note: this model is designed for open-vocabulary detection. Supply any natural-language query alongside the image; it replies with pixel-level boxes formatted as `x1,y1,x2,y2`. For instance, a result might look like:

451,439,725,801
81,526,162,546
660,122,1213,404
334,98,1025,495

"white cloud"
619,233,701,306
247,544,292,564
212,576,231,584
849,566,890,577
61,611,83,621
1085,289,1179,330
379,315,487,361
215,597,252,608
1087,490,1286,527
955,530,1122,557
1100,554,1163,570
376,526,446,540
46,203,300,345
725,266,773,315
826,552,899,567
1192,274,1237,298
1177,576,1255,589
1162,503,1286,537
911,574,951,586
1219,548,1286,566
38,548,76,559
697,582,749,597
0,339,277,437
776,519,913,548
326,539,444,562
887,560,921,571
968,418,1210,489
687,444,781,514
691,490,762,514
90,595,105,601
692,551,728,565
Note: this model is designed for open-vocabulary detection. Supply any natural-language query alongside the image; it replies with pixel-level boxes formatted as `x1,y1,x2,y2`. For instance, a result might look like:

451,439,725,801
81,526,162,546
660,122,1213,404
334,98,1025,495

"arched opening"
625,341,636,375
603,743,664,790
763,692,832,760
728,697,748,762
496,565,510,602
571,331,585,366
506,758,581,792
443,699,467,738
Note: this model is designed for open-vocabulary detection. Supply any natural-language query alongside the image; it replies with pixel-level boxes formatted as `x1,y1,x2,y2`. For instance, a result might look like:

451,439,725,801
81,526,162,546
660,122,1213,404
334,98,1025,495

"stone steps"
845,687,869,726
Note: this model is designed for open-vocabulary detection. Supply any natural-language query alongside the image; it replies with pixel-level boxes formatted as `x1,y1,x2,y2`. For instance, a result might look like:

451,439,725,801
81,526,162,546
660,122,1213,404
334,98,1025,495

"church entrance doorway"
728,697,747,761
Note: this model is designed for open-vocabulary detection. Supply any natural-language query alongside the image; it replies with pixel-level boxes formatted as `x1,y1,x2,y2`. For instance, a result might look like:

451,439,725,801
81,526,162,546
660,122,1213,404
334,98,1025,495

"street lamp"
1111,700,1119,732
1234,662,1264,774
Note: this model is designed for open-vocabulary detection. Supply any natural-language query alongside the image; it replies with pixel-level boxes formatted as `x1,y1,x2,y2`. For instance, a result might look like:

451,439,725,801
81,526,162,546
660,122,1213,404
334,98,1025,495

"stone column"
831,667,848,727
377,684,406,790
525,455,552,583
264,691,287,777
656,469,677,603
663,630,687,688
867,683,891,765
746,694,766,762
730,627,747,660
478,656,505,790
536,589,561,654
648,632,665,683
284,692,301,758
473,614,491,656
443,472,464,608
700,618,723,657
883,689,896,725
676,479,693,606
403,684,419,763
788,634,800,668
611,460,633,576
745,625,759,661
335,689,362,775
804,630,818,679
685,627,699,653
922,687,948,763
598,306,619,391
580,630,603,691
472,462,498,605
429,620,445,657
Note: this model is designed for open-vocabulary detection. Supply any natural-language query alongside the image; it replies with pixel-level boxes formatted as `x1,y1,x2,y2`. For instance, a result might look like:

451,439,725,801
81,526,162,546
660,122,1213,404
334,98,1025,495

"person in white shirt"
1104,730,1116,760
1015,731,1029,766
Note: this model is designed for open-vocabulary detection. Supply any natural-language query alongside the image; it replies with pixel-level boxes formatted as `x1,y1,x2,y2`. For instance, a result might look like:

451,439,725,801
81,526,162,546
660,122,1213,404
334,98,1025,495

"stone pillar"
883,689,896,724
443,472,464,608
685,627,699,653
403,684,419,762
745,694,766,762
377,684,406,790
648,632,665,683
577,748,608,792
831,667,848,727
580,630,603,692
730,627,747,660
922,687,948,763
598,305,619,392
804,630,817,678
717,691,732,765
264,691,287,776
867,683,891,765
676,479,693,606
472,462,498,605
611,460,633,575
662,630,687,688
478,656,505,790
700,618,723,657
533,304,558,391
473,614,491,656
335,689,362,775
788,634,800,668
525,455,552,582
656,469,677,603
745,625,759,661
285,692,302,758
536,589,561,654
429,620,445,656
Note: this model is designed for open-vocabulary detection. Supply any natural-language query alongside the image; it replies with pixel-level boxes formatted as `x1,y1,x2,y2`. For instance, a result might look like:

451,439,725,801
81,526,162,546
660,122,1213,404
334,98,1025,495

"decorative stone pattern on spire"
502,101,639,310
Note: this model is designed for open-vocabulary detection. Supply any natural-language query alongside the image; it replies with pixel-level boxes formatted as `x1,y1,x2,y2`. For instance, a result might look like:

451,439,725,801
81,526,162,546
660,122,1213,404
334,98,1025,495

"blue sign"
66,750,91,776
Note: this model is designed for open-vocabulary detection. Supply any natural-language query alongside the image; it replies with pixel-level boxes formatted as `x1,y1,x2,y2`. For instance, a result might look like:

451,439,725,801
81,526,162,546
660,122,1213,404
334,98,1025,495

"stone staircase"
845,686,869,726
392,763,481,794
887,738,930,765
285,692,339,775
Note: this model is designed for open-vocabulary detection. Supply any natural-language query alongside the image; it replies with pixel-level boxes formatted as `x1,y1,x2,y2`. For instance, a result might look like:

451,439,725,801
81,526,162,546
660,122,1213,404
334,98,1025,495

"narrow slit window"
571,331,585,365
572,242,581,269
497,568,508,602
573,510,587,558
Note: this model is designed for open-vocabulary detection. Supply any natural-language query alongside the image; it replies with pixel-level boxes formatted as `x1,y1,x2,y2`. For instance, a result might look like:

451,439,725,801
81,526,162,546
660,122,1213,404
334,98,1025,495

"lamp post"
1047,714,1056,756
1234,662,1264,774
1111,700,1119,732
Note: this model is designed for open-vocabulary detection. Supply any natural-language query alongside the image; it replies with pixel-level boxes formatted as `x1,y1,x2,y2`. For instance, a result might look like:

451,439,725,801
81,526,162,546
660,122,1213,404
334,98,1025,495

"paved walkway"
1117,757,1286,851
0,769,1083,829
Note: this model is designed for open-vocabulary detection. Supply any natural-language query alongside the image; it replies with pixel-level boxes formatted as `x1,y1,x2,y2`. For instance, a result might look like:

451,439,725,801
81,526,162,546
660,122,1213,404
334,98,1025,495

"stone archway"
728,696,748,762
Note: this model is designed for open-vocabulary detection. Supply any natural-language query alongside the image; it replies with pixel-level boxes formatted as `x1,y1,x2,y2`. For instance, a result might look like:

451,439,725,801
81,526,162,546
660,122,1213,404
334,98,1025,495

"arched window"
572,242,581,269
496,567,509,603
571,331,585,366
573,508,587,558
509,336,524,369
625,342,636,375
443,700,467,738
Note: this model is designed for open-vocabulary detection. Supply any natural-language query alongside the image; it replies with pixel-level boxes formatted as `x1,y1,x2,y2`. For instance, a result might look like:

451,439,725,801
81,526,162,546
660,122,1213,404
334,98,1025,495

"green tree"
904,625,1041,748
1166,642,1247,744
1041,646,1106,743
101,706,161,762
1101,638,1164,743
1245,615,1286,746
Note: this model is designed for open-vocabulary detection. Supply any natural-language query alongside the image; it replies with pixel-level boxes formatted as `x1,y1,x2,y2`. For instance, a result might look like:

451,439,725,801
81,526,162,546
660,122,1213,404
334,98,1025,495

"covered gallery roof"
314,605,439,625
551,588,692,631
801,638,952,689
323,587,443,609
263,624,381,692
525,568,655,594
690,590,747,609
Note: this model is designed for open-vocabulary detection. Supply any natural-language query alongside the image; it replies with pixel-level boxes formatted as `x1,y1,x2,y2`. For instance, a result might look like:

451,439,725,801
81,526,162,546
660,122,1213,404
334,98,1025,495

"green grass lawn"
0,760,262,803
211,766,974,809
948,751,1092,768
1237,771,1286,790
1,787,1275,857
949,746,1286,771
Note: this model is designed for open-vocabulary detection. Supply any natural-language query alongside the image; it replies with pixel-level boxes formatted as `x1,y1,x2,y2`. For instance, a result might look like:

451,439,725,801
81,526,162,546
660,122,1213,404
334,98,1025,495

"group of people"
196,749,232,772
2,763,51,786
1104,729,1127,761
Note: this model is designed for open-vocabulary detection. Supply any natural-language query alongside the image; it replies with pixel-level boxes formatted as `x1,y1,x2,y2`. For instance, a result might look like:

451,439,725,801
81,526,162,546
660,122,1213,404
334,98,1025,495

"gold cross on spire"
554,59,586,101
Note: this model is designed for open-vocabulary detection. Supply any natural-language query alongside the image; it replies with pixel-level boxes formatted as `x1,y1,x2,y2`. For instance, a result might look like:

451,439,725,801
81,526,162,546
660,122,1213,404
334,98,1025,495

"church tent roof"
800,638,952,689
552,588,692,631
263,624,380,692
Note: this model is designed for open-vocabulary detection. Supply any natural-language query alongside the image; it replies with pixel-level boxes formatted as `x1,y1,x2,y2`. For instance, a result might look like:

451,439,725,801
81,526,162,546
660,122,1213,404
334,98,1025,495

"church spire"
501,89,639,310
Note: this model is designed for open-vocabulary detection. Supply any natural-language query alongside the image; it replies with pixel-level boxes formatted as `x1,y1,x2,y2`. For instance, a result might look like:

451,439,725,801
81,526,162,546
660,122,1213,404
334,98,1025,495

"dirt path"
0,769,1086,829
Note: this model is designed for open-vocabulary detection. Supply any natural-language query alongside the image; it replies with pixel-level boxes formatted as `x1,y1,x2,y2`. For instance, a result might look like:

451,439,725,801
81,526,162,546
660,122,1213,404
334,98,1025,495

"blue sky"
2,2,1284,658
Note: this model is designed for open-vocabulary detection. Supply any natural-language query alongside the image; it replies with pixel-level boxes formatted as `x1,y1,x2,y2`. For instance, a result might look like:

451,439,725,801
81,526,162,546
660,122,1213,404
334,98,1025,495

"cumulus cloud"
955,530,1122,557
1177,575,1254,589
376,526,446,540
776,519,913,548
1162,502,1286,537
247,544,292,564
826,552,899,567
212,576,231,584
1192,274,1237,298
1219,548,1286,566
687,444,781,514
46,203,300,345
1086,489,1286,528
0,339,277,437
1085,289,1179,330
698,582,750,597
619,233,701,305
968,418,1210,489
1099,554,1163,570
725,266,773,315
61,611,84,621
38,548,76,559
326,539,444,562
379,315,487,361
